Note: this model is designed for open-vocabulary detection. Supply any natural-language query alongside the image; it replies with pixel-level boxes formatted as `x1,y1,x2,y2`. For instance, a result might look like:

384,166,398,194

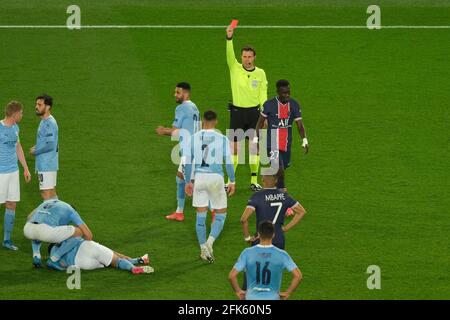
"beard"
35,109,45,116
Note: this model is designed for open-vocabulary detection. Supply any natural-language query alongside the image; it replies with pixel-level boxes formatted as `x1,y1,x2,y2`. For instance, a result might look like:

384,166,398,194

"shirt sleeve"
45,123,57,142
233,249,248,272
292,101,302,121
172,107,183,128
247,194,257,209
226,39,239,69
70,210,85,226
15,125,20,143
259,70,268,108
283,252,298,272
286,194,299,208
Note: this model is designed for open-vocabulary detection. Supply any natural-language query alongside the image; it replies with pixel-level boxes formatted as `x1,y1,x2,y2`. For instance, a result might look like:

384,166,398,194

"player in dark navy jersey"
240,173,306,250
255,79,309,190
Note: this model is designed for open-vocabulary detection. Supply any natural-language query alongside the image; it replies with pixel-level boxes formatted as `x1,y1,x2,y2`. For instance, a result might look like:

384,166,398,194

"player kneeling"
47,237,153,275
23,199,93,268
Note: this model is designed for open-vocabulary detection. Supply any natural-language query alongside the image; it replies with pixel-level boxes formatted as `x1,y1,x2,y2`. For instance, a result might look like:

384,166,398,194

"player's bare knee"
109,253,119,268
5,201,16,210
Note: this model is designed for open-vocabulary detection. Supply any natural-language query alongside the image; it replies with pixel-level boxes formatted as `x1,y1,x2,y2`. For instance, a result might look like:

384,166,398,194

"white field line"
0,25,449,29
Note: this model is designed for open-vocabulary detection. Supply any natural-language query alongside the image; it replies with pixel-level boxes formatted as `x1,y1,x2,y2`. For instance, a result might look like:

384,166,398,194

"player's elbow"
84,231,93,241
81,225,93,241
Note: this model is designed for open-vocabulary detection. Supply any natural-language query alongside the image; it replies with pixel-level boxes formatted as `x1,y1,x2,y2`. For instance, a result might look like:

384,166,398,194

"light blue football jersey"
234,245,298,300
0,121,19,174
29,199,84,227
35,115,59,172
172,100,200,135
51,237,84,267
173,101,200,158
184,129,235,182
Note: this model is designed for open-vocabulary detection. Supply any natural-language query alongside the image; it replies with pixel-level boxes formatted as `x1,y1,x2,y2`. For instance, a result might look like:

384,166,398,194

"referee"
226,24,268,191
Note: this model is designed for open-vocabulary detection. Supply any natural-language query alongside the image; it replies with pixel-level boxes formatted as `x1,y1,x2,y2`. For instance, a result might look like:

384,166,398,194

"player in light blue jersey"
23,199,93,267
156,82,200,222
229,221,302,300
47,237,153,274
184,110,235,262
29,94,59,200
0,101,31,251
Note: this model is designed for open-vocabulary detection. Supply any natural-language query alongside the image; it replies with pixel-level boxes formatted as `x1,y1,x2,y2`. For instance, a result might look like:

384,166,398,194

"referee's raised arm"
226,25,238,67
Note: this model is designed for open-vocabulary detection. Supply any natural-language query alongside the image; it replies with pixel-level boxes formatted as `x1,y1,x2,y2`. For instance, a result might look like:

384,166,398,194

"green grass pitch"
0,0,449,299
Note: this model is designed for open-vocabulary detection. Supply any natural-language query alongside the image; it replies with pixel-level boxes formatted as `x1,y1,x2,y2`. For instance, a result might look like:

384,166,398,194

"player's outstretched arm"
280,268,302,300
295,119,308,154
16,141,31,183
156,126,179,137
282,203,306,233
228,268,246,300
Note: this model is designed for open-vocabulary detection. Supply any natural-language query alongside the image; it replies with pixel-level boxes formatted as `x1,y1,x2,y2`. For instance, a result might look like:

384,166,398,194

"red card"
230,19,239,29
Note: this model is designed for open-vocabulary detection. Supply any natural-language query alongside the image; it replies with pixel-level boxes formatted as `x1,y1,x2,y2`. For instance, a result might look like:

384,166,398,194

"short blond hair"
5,101,23,117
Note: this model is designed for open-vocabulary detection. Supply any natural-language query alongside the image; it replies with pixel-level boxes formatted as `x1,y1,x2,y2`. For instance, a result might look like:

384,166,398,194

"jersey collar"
256,244,274,248
242,65,256,72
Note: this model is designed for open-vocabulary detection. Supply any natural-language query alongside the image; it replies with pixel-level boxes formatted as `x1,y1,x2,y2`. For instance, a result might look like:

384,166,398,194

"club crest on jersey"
251,79,259,89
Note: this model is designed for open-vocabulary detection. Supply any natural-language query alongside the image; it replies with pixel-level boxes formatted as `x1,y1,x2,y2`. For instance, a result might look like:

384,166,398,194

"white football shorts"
0,170,20,204
74,241,114,270
38,171,57,190
192,173,227,209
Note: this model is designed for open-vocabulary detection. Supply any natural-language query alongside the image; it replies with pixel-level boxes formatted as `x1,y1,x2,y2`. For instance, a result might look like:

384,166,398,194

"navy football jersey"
261,97,302,152
247,188,299,248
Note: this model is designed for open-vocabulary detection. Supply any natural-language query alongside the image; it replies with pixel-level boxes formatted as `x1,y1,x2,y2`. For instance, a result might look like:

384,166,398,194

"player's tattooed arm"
295,119,308,154
282,203,306,233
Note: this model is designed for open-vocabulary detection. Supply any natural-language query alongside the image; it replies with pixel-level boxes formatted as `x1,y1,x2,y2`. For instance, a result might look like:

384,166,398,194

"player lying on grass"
255,79,308,190
23,199,93,268
156,82,200,222
229,220,302,300
46,237,153,274
240,171,306,250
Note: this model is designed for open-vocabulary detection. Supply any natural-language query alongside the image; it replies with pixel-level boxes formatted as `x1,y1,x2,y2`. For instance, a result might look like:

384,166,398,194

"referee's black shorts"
228,104,260,142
